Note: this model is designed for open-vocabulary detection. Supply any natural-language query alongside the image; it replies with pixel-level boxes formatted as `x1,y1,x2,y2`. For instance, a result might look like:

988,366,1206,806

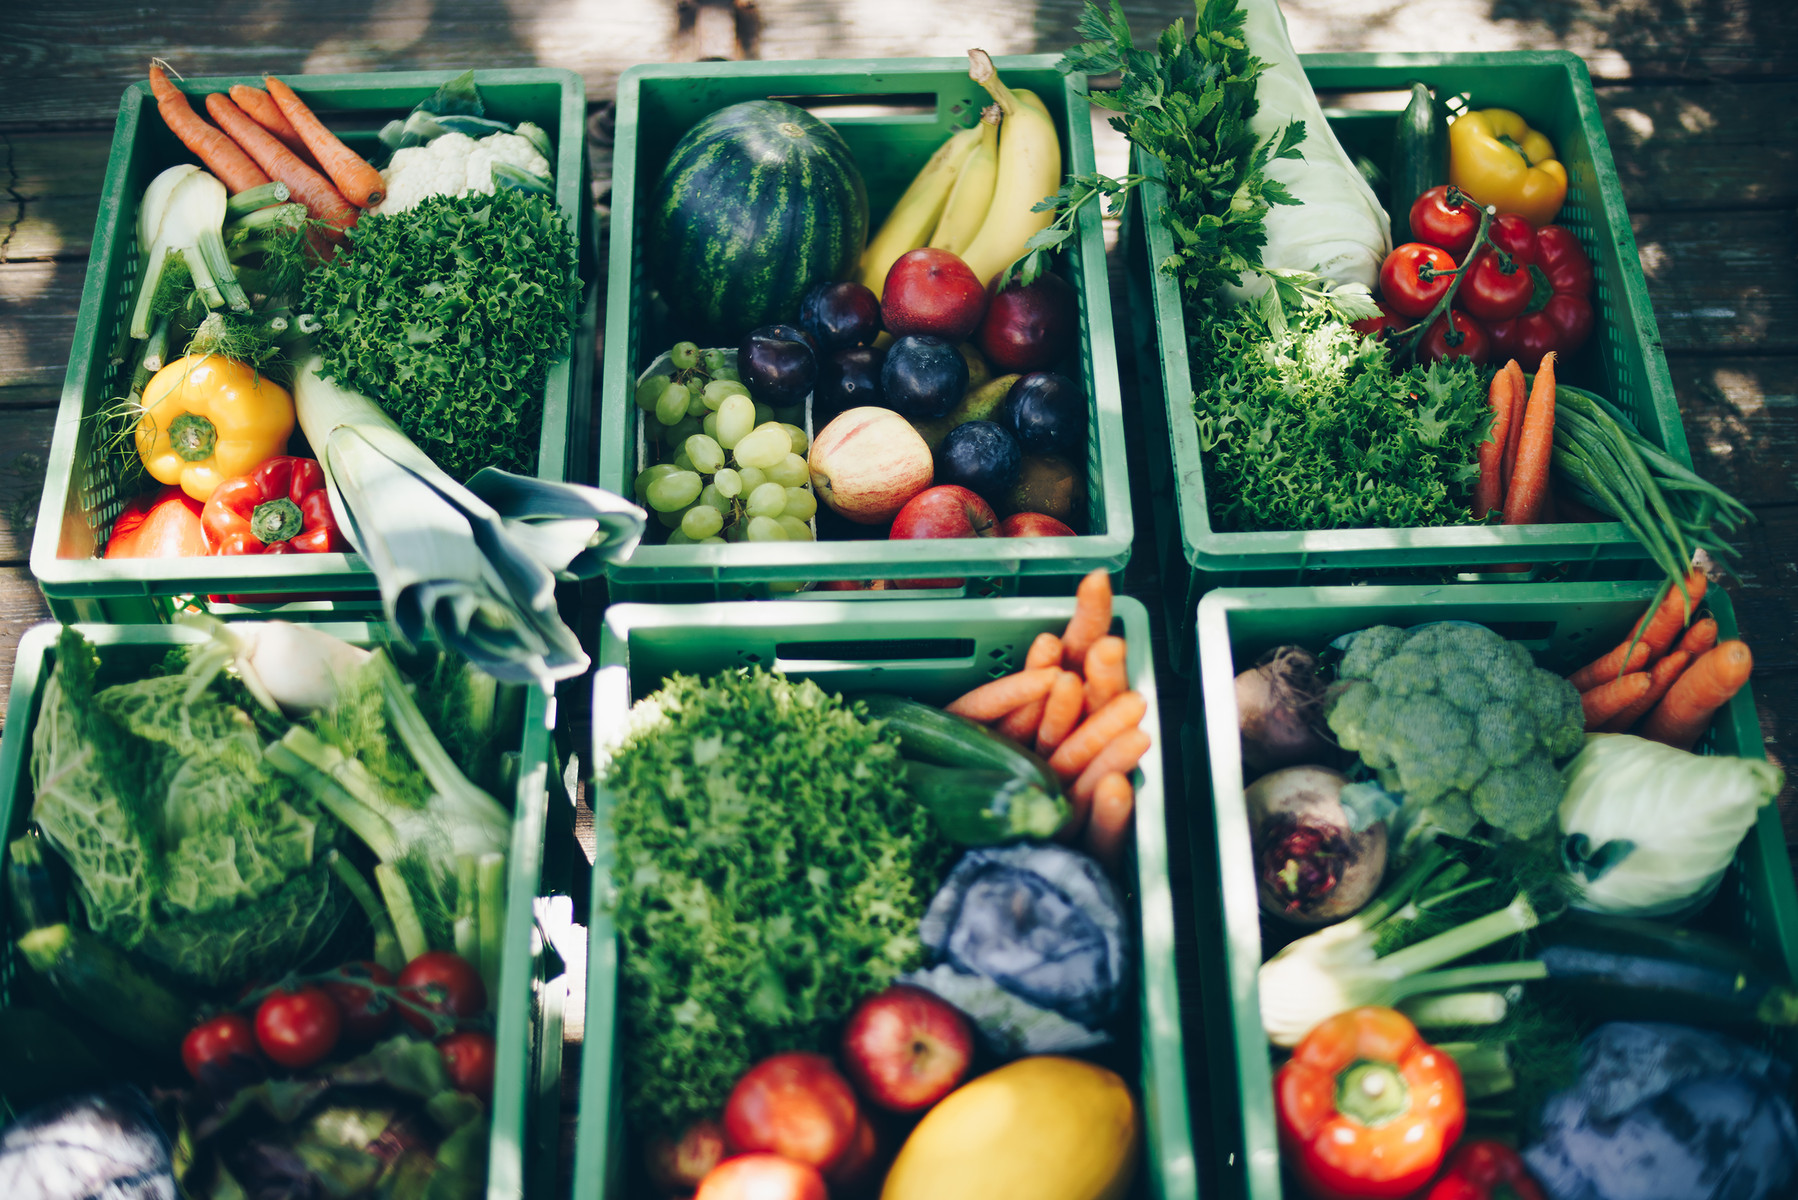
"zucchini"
1389,81,1448,245
904,760,1069,846
17,924,195,1055
857,693,1059,792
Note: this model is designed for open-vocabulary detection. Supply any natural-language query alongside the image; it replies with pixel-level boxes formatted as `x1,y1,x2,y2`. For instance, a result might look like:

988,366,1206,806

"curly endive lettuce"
602,669,952,1133
29,628,345,988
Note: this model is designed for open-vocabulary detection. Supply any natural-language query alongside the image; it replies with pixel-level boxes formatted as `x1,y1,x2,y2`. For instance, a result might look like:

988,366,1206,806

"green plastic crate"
1189,582,1798,1200
0,620,569,1200
1125,53,1686,667
599,57,1131,600
573,596,1195,1198
30,69,597,623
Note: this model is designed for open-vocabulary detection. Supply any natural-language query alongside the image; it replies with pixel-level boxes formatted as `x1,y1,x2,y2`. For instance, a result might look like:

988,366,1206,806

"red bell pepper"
1423,1140,1546,1200
104,485,206,558
1483,225,1594,372
201,456,344,556
1275,1007,1466,1200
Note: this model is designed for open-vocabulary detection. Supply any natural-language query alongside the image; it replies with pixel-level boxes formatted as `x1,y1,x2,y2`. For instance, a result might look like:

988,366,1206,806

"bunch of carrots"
1569,568,1754,750
942,570,1145,871
147,60,385,244
1474,352,1557,526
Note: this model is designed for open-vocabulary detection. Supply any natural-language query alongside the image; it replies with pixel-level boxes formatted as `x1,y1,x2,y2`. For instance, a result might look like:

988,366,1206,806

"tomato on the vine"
255,986,342,1069
1419,310,1490,365
438,1030,497,1101
182,1013,262,1083
323,961,397,1042
398,951,487,1035
1350,300,1399,341
1408,185,1481,258
1459,249,1534,323
1378,243,1458,319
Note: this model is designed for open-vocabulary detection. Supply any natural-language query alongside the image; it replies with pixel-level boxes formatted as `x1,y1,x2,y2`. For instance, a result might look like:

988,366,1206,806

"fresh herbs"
302,188,578,481
602,670,952,1133
1193,302,1490,532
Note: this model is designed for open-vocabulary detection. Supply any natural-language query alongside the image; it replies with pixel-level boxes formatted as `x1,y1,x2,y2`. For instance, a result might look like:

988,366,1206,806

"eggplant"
0,1087,175,1200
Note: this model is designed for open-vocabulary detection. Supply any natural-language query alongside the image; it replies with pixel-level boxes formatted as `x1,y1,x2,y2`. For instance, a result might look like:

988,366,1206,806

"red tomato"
323,961,397,1042
397,951,487,1035
694,1154,827,1200
1459,248,1535,323
1419,310,1490,366
1349,300,1399,341
1486,212,1539,264
1408,185,1481,258
254,987,342,1069
1378,243,1458,319
182,1013,262,1082
723,1052,860,1171
437,1030,497,1102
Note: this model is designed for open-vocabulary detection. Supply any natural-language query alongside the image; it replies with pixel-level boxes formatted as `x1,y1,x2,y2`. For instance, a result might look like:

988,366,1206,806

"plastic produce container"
0,620,570,1200
1124,52,1686,667
30,69,597,624
574,596,1195,1198
1189,582,1798,1200
600,57,1131,600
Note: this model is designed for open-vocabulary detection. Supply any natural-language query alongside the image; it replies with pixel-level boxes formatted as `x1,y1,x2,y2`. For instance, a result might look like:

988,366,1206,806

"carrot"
1639,639,1754,750
1048,691,1147,782
1082,773,1135,873
995,633,1062,742
1601,649,1691,733
264,76,386,208
944,667,1060,723
1082,636,1129,711
1504,352,1557,525
1567,570,1707,690
147,62,270,194
229,84,320,169
204,91,360,234
1679,617,1718,658
1474,365,1517,519
1072,728,1152,804
1581,671,1652,731
1034,672,1088,756
1500,358,1528,495
1061,570,1113,671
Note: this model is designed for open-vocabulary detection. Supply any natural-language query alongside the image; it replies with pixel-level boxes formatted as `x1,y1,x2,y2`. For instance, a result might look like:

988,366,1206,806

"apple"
888,484,998,589
977,269,1079,372
998,512,1076,538
823,1113,880,1191
840,985,975,1113
723,1052,860,1171
808,407,935,526
646,1119,728,1192
882,248,988,343
694,1154,827,1200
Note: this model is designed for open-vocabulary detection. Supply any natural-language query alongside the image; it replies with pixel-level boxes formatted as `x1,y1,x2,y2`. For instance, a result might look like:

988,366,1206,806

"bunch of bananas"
857,50,1064,297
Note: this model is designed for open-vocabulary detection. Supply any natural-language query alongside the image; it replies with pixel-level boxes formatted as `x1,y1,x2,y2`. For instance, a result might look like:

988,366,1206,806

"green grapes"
645,470,703,513
745,482,788,519
732,424,792,472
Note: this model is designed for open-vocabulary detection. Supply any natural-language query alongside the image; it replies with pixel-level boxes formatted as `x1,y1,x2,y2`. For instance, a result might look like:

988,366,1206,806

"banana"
928,105,1002,256
857,124,985,297
958,50,1063,289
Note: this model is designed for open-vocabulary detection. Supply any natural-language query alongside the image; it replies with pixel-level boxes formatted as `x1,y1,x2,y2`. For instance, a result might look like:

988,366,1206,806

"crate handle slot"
768,93,938,122
774,637,977,671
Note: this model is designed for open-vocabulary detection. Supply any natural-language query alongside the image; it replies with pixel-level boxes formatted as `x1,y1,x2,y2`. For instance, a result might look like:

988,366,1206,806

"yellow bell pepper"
1448,109,1568,227
136,355,295,502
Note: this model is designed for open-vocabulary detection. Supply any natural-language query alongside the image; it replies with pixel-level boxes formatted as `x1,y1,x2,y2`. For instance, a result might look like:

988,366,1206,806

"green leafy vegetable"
1192,302,1490,532
302,189,579,481
602,670,952,1133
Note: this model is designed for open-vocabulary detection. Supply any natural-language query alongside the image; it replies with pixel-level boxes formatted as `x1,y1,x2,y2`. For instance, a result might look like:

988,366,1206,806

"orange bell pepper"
103,485,207,558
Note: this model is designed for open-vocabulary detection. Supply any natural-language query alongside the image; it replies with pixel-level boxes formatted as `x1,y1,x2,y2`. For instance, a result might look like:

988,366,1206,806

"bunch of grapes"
633,341,819,544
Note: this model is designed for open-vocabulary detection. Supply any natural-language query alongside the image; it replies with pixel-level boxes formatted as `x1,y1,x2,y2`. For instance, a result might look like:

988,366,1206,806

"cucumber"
904,760,1070,846
1389,81,1448,246
857,693,1059,792
17,924,195,1055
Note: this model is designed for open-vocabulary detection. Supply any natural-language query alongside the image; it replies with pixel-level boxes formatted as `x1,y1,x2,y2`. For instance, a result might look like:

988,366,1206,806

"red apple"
889,484,998,589
815,579,871,591
839,985,975,1113
977,269,1079,372
694,1154,827,1200
809,407,935,525
646,1119,728,1192
883,248,988,343
723,1052,860,1171
823,1113,880,1191
997,511,1076,538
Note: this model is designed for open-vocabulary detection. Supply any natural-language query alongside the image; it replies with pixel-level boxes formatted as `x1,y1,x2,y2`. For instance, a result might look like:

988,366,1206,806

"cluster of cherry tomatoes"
1361,185,1595,370
179,951,496,1101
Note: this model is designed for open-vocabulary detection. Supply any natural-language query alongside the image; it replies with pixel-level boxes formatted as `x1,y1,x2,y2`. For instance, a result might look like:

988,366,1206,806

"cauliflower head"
372,131,552,216
1325,621,1584,839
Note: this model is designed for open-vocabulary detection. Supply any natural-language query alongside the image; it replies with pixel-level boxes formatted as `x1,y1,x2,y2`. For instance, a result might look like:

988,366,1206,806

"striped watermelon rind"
647,100,870,342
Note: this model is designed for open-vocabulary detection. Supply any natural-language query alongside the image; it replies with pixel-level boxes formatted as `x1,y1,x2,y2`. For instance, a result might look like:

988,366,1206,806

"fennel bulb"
1559,734,1784,918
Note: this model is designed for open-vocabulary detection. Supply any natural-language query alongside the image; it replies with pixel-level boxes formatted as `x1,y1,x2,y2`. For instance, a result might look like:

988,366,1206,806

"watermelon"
647,100,869,341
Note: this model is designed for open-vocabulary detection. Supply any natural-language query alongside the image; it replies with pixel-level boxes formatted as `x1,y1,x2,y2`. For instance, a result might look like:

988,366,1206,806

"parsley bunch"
303,189,578,481
1193,304,1489,532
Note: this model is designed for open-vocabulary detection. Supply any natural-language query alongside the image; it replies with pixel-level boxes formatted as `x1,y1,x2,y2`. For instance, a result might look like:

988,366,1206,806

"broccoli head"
1325,622,1583,840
